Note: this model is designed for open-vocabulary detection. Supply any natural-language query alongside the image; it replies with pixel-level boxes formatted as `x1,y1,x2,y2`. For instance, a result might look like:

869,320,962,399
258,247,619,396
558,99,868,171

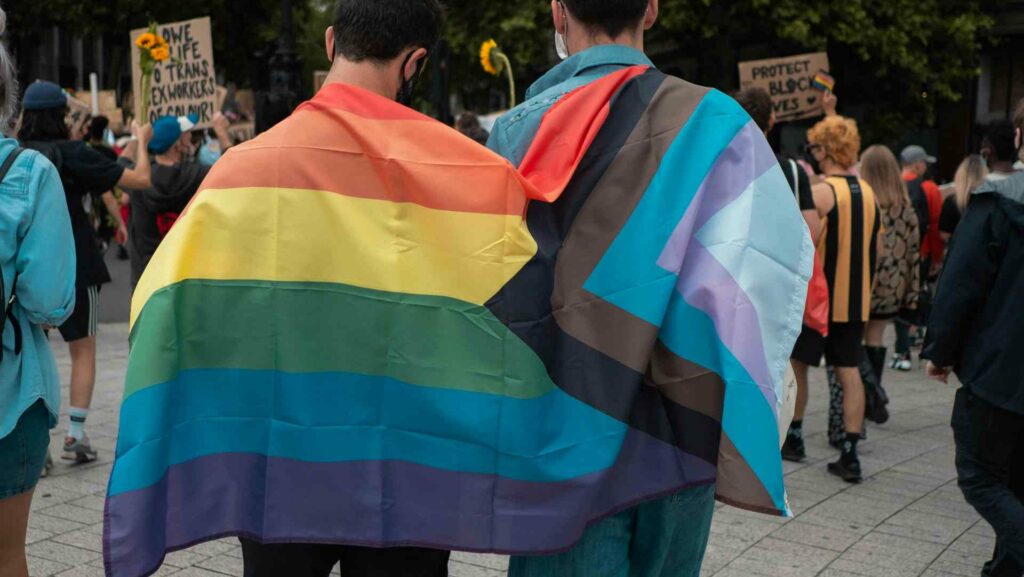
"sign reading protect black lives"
131,17,217,128
738,52,831,123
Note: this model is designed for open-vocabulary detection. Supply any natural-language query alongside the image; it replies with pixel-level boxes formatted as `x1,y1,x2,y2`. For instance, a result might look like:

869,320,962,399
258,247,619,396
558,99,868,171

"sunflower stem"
498,53,515,108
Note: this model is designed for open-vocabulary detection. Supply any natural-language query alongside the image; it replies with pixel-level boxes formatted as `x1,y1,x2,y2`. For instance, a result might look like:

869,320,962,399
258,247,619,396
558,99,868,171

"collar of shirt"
525,45,654,100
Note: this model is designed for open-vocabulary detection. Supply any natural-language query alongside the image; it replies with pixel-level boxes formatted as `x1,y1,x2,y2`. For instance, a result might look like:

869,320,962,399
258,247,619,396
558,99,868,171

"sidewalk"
26,324,995,577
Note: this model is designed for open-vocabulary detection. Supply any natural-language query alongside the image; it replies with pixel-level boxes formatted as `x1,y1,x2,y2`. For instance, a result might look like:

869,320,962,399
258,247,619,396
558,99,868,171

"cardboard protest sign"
738,52,830,122
131,17,217,127
65,93,91,139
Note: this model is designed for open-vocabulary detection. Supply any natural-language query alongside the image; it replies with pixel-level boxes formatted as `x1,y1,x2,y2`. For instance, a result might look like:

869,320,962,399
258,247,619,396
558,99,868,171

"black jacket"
924,173,1024,415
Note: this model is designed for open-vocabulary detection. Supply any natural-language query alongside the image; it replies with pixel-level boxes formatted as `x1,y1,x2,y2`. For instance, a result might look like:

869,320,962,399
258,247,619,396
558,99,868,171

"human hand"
926,361,951,384
823,91,838,117
132,121,153,146
116,223,128,245
212,112,230,132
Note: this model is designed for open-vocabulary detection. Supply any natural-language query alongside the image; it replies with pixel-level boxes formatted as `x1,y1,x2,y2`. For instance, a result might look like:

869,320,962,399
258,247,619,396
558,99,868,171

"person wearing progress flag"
104,0,811,576
488,1,812,574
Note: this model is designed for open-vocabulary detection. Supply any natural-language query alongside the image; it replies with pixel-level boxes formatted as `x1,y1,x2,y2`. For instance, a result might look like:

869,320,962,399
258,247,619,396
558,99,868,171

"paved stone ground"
27,323,995,577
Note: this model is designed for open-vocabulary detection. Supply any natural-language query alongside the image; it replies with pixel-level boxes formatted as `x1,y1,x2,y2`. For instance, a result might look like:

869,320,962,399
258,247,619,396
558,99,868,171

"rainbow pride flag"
105,66,812,577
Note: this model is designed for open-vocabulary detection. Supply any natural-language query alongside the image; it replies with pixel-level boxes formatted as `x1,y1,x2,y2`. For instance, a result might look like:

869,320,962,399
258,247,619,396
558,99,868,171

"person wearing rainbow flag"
104,1,811,576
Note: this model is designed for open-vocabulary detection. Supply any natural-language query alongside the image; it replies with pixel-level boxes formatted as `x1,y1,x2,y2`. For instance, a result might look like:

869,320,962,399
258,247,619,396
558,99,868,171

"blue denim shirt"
487,45,654,167
0,138,76,439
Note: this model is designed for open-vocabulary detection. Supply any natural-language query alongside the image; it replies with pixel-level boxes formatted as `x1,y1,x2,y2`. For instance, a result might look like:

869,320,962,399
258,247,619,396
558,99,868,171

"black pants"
951,388,1024,577
239,538,450,577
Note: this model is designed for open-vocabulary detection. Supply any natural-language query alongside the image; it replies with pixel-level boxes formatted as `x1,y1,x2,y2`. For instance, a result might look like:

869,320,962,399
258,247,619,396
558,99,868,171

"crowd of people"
0,0,1022,576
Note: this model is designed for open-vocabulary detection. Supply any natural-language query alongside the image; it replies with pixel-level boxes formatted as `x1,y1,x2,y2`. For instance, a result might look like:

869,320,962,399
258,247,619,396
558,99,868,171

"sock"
789,420,804,439
68,407,88,441
841,432,859,462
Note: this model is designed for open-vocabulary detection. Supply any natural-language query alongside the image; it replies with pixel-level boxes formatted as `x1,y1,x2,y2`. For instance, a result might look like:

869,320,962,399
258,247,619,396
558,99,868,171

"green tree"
442,0,997,142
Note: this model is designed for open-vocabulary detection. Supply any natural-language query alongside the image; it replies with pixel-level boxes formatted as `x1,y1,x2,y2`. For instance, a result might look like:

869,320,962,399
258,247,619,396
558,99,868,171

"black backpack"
1,147,26,363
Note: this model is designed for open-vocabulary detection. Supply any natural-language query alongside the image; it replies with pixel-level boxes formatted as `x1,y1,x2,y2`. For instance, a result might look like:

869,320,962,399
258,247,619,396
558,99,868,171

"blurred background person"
17,80,152,466
939,155,989,242
860,145,920,424
0,7,77,574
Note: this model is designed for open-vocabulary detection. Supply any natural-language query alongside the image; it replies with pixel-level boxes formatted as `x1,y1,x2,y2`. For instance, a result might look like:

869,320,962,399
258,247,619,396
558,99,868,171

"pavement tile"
55,566,108,577
168,568,229,577
28,512,87,536
27,555,72,577
197,553,245,575
38,503,104,525
449,562,508,577
768,520,864,552
52,528,104,553
27,540,102,565
725,538,839,577
163,548,211,568
876,510,977,545
452,553,510,570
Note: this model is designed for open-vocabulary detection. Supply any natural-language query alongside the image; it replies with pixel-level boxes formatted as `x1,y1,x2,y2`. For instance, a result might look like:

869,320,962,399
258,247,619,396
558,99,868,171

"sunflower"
152,35,169,49
135,33,157,50
150,46,171,62
479,39,501,76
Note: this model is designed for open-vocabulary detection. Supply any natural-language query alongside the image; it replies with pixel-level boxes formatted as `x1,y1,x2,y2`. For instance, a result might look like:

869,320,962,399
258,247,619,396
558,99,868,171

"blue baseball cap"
22,80,67,111
149,114,199,154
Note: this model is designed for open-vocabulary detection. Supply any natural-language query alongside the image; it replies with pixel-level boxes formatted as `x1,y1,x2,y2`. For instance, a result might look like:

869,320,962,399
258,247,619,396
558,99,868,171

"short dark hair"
18,107,69,142
734,88,773,134
562,0,647,38
88,115,109,142
983,119,1017,163
332,0,444,62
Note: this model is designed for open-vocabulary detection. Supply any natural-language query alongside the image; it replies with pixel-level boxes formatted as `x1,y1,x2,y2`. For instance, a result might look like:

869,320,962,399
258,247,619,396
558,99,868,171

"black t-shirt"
939,194,962,236
777,154,815,211
127,160,210,287
23,140,124,288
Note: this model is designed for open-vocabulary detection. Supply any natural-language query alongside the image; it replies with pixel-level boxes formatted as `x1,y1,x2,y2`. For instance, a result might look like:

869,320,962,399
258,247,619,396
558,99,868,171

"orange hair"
807,115,861,170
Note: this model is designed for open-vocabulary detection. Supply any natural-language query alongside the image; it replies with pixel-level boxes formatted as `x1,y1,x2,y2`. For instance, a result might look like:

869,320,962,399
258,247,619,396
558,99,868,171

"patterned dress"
871,205,921,318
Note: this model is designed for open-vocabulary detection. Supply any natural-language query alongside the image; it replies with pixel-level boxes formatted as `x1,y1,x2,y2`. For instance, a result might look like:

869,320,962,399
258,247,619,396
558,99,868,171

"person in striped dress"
803,115,881,482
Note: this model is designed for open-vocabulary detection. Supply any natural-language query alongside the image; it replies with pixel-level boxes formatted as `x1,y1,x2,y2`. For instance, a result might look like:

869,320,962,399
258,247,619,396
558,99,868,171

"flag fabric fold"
105,68,811,577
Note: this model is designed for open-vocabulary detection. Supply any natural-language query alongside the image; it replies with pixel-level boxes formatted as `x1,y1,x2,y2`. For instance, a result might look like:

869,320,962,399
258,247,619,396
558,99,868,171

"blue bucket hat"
22,80,67,111
149,114,199,154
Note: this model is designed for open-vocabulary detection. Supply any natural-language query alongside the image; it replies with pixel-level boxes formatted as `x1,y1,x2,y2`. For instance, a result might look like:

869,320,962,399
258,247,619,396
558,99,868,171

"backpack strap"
1,147,26,363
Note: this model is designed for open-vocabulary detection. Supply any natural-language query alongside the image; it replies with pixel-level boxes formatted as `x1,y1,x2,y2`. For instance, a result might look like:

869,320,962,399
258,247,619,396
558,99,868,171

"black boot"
828,432,863,483
864,346,890,424
782,421,806,462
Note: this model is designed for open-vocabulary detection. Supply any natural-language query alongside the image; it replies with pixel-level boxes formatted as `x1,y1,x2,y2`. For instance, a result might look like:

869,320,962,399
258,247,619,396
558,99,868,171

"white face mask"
555,29,569,60
555,2,570,60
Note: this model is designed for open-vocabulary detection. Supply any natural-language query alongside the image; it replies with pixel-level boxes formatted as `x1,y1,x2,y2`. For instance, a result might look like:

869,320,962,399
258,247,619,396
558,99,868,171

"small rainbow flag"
813,70,836,92
104,66,812,577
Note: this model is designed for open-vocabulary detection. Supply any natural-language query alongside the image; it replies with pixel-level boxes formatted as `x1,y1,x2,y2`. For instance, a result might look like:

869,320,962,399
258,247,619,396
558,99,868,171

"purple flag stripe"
104,430,716,577
656,120,777,273
676,240,774,400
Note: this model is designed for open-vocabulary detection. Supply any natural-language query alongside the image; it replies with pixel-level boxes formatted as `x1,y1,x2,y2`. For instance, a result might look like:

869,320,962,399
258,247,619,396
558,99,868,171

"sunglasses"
804,143,824,154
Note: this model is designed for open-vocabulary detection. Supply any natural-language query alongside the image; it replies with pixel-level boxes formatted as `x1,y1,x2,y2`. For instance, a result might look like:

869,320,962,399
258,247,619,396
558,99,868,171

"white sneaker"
890,356,912,372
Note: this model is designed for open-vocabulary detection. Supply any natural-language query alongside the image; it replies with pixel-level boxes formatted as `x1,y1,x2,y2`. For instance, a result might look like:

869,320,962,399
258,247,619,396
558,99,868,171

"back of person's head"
331,0,443,63
455,112,481,133
953,154,988,211
982,119,1016,163
561,0,648,38
806,115,861,170
0,7,17,135
733,88,773,134
89,116,109,142
860,145,908,209
19,80,70,142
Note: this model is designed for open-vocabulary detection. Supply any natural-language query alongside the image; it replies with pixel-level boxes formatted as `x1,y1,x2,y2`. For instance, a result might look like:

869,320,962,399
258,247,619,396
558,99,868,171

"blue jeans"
509,484,716,577
0,400,50,500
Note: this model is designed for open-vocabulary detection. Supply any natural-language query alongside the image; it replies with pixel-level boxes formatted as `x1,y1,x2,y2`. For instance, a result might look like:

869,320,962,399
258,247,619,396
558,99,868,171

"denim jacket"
487,45,654,167
0,138,76,439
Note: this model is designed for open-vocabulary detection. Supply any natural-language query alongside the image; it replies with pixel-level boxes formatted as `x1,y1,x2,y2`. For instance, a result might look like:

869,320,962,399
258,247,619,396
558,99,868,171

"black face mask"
396,51,427,107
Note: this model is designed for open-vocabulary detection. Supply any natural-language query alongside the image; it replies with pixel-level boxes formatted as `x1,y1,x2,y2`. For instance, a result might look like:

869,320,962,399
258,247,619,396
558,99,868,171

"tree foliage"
443,0,998,141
